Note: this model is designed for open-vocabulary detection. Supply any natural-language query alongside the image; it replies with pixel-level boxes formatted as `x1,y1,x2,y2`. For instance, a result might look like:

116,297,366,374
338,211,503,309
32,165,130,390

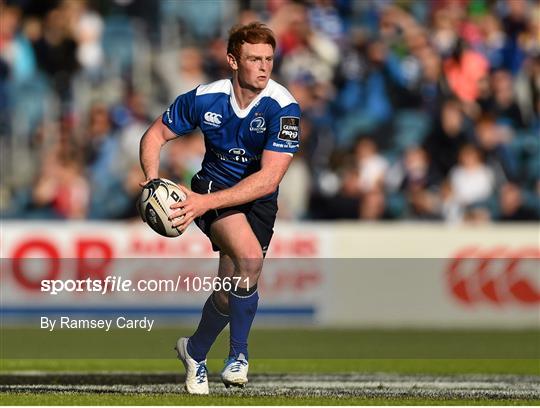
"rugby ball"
139,178,186,237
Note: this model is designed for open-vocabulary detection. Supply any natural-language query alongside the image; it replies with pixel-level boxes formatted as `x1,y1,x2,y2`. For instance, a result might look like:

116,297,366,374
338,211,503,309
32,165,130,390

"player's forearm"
208,170,278,210
139,125,167,180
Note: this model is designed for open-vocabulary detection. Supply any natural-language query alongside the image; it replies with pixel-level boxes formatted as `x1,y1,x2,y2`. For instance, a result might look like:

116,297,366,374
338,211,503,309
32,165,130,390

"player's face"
229,42,274,91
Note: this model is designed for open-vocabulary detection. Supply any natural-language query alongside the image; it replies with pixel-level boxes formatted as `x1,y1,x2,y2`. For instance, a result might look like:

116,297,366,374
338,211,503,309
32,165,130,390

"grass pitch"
2,327,539,359
1,358,539,376
1,327,539,405
3,393,539,405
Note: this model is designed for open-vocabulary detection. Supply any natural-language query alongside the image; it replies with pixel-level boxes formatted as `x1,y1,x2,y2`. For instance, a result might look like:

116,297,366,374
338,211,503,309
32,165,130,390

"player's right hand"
168,186,212,232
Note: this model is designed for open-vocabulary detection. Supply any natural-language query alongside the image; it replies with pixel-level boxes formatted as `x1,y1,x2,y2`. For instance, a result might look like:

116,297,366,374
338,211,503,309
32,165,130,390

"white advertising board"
1,221,538,328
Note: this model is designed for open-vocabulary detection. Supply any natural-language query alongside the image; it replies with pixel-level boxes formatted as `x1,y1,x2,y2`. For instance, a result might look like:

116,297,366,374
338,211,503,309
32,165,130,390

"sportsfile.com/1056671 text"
40,276,250,295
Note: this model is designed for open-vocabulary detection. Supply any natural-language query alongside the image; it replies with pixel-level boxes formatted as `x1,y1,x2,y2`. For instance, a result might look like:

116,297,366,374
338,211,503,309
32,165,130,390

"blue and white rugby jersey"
162,78,301,190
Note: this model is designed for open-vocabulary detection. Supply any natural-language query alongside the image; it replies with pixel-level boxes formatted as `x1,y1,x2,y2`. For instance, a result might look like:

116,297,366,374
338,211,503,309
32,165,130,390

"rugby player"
139,22,301,394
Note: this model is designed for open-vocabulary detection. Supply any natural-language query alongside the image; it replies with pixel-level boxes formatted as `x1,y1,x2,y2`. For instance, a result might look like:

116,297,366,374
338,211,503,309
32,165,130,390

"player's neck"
232,77,264,109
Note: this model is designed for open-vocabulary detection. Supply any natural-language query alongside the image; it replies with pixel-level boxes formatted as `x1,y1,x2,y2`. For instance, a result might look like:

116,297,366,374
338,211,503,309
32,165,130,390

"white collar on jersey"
229,79,271,118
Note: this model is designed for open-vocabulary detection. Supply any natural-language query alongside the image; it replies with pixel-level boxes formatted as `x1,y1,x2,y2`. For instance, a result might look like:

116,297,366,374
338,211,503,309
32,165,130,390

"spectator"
477,13,506,70
473,114,517,184
514,55,540,127
307,0,345,44
443,40,490,103
386,146,440,219
477,69,527,129
31,7,78,102
33,153,89,220
360,187,389,220
431,5,461,57
67,0,105,76
31,121,89,219
354,137,388,194
416,46,450,114
335,36,409,148
500,0,528,73
497,182,539,221
83,103,128,219
115,90,152,173
277,153,311,220
445,144,495,222
0,5,37,83
423,99,470,182
157,46,208,103
276,2,340,86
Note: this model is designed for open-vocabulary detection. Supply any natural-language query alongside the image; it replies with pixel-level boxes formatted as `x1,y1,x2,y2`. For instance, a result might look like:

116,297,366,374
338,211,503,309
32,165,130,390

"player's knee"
235,242,263,262
236,255,263,282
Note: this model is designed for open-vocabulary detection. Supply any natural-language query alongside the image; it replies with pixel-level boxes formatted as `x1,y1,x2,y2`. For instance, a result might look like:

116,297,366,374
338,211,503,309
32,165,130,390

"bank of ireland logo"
249,116,266,133
204,111,222,127
229,148,246,156
228,147,249,163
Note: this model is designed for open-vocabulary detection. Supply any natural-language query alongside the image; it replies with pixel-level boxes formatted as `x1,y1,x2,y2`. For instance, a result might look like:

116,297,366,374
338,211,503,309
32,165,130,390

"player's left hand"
168,185,211,231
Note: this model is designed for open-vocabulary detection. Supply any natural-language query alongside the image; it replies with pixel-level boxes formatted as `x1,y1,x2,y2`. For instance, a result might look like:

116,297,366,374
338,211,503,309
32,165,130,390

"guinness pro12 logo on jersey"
278,117,299,143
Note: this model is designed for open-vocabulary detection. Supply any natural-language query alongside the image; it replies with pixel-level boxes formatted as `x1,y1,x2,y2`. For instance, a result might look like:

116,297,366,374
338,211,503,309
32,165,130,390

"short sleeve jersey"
162,79,301,191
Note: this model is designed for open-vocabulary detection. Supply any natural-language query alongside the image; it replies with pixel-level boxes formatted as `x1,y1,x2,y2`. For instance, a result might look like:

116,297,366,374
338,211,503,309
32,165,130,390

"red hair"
227,22,276,59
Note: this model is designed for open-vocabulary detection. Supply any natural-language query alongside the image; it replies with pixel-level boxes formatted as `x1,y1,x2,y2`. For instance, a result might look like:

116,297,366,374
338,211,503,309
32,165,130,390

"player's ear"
227,53,238,71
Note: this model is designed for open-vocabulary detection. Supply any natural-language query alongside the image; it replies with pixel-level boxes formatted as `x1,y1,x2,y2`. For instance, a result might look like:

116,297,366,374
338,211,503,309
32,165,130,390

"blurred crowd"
1,0,539,223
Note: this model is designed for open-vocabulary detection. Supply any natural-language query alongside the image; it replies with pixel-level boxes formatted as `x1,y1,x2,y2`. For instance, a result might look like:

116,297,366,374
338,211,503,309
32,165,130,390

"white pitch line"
1,373,539,400
259,380,540,390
